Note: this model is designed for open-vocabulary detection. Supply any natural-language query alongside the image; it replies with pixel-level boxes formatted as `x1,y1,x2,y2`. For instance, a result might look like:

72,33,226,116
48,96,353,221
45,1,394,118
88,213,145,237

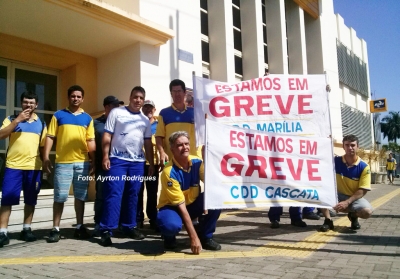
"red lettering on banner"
269,157,286,180
307,160,321,181
215,84,223,93
235,96,254,116
298,95,313,114
287,158,303,180
230,131,237,147
245,155,267,178
300,140,317,155
288,78,308,90
209,95,313,117
221,153,244,176
209,97,231,117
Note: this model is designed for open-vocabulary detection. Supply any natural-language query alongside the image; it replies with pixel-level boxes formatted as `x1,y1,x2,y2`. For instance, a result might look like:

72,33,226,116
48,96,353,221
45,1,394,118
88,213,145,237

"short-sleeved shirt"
335,155,371,196
158,155,204,208
155,104,197,160
1,114,46,170
146,119,159,166
386,158,397,170
104,106,151,162
47,108,94,163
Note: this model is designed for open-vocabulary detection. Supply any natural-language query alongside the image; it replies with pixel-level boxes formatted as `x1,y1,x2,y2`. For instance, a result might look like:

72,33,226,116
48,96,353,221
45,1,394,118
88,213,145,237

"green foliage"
382,142,400,153
381,111,400,143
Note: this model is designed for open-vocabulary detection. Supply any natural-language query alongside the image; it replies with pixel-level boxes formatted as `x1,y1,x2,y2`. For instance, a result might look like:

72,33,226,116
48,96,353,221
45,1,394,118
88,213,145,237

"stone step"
6,195,94,232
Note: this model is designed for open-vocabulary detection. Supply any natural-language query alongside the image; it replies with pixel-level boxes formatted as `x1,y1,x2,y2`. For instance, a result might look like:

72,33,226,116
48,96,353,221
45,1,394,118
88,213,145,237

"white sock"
53,226,60,231
0,228,7,235
76,224,82,229
23,224,31,230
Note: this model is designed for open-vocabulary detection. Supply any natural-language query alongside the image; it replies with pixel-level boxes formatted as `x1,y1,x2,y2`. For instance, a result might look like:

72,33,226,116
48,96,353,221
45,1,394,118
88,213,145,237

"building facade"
0,0,373,191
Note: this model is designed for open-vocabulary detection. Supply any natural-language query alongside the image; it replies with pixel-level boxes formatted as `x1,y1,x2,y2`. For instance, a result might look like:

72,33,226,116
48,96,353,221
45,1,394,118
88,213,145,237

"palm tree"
381,111,400,143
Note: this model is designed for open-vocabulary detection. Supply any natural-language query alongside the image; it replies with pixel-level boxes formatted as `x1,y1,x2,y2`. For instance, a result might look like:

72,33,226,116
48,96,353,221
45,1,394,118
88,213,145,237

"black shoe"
100,231,112,247
149,221,160,232
270,220,280,229
0,232,10,248
47,228,61,243
348,213,361,230
201,238,221,251
291,220,307,227
137,222,144,229
19,228,37,242
164,236,177,250
303,212,321,220
319,218,334,232
126,227,145,240
73,225,91,239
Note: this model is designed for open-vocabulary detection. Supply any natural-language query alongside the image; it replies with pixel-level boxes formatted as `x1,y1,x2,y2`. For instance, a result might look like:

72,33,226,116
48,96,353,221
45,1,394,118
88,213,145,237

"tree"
382,142,400,153
380,111,400,144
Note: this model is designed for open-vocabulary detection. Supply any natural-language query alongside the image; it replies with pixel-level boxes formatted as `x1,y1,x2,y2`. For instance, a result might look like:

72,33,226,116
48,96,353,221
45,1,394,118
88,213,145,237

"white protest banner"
194,75,330,146
204,119,336,210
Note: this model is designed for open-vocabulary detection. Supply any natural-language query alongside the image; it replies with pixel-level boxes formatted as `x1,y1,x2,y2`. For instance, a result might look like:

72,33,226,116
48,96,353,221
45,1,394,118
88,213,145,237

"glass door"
0,59,59,191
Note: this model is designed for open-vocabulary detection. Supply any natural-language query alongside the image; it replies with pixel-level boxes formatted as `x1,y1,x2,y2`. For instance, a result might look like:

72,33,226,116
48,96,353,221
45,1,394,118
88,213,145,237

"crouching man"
157,131,221,254
320,134,373,232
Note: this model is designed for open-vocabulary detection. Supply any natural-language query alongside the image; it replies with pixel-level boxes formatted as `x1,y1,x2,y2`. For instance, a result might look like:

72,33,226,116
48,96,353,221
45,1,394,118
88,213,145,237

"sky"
333,0,400,142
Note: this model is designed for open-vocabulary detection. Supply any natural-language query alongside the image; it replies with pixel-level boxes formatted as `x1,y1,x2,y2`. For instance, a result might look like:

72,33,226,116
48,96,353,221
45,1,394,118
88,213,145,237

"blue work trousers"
157,193,221,240
100,158,144,232
268,206,302,222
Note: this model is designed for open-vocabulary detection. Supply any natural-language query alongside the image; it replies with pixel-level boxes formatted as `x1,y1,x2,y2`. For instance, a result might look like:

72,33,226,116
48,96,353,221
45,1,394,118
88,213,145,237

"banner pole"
324,71,338,207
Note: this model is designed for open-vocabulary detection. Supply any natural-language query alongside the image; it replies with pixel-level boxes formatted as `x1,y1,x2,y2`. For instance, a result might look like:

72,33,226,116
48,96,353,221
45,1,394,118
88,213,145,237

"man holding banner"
319,135,373,232
157,131,221,253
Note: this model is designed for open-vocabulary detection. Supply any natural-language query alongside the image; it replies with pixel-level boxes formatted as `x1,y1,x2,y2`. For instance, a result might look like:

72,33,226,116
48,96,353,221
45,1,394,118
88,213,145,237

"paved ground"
1,179,400,278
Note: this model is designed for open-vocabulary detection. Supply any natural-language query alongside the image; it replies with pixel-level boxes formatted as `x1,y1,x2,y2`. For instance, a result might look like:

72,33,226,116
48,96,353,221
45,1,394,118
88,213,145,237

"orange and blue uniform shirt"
158,155,203,208
1,114,46,170
335,155,371,196
155,104,197,160
386,158,397,171
47,108,94,163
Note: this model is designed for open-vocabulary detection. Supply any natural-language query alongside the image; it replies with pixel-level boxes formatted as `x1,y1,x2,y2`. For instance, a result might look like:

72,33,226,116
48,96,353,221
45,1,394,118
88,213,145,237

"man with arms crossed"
319,134,373,232
157,131,221,254
0,91,46,247
386,153,397,185
99,86,154,246
44,85,95,242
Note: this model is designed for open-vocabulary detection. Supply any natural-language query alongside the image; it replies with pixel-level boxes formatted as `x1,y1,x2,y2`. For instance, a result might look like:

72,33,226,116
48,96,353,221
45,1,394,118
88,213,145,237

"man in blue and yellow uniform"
386,153,397,185
155,79,197,167
157,131,221,254
43,85,95,243
319,134,373,232
0,91,46,247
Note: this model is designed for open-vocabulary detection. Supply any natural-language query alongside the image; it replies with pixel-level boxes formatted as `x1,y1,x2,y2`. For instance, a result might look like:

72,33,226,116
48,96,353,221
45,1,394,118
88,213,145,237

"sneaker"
319,218,334,232
348,213,361,230
291,220,307,227
19,228,37,242
270,220,280,229
303,212,321,220
126,227,145,240
47,228,61,243
163,236,177,250
100,231,112,247
201,238,221,251
0,232,10,248
73,225,91,239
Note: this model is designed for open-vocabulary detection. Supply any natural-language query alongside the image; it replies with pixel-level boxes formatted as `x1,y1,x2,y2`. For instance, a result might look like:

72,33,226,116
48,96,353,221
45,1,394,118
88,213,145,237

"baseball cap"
103,96,122,106
143,100,155,107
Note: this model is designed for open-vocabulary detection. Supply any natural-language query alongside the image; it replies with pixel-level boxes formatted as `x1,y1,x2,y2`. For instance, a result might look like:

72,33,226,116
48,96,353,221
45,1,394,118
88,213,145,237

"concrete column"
208,0,235,82
265,0,288,74
285,0,307,74
240,0,264,79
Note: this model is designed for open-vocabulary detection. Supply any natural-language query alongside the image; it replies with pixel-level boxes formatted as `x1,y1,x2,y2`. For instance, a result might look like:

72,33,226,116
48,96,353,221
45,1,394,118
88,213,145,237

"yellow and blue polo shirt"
158,155,204,208
47,108,94,163
1,114,47,170
155,104,197,160
386,158,397,171
335,155,371,196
